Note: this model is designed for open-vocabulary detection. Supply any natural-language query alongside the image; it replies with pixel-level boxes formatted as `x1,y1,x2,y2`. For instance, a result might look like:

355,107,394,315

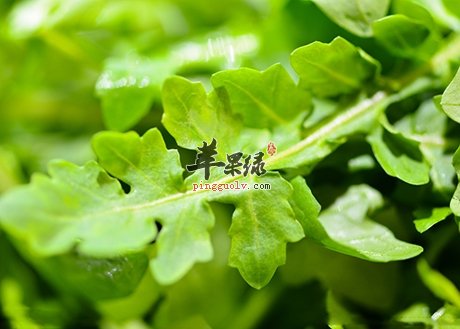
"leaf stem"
266,32,460,170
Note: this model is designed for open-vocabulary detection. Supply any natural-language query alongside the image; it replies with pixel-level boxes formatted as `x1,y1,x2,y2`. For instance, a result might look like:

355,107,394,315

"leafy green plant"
2,0,460,328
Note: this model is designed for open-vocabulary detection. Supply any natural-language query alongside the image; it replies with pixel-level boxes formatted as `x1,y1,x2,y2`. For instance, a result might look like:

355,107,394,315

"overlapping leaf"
367,117,430,185
291,37,378,97
299,184,423,261
311,0,390,37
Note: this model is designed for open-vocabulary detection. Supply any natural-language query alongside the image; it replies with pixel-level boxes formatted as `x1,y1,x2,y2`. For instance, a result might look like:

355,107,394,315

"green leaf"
213,174,304,289
441,67,460,123
289,182,422,262
394,303,432,324
443,0,460,19
372,15,431,58
29,252,149,302
162,76,269,157
410,0,460,30
418,259,460,308
1,279,41,329
96,55,174,131
318,185,423,262
0,129,204,285
291,37,378,97
0,128,306,289
211,64,311,129
396,98,455,195
414,207,452,233
367,118,430,185
310,0,390,37
266,91,388,171
450,146,460,217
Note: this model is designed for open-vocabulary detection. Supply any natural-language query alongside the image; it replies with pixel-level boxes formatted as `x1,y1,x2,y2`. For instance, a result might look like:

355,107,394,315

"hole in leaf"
119,179,131,193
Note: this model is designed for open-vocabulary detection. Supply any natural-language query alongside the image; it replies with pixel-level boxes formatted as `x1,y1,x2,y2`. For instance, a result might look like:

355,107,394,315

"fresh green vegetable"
1,0,460,327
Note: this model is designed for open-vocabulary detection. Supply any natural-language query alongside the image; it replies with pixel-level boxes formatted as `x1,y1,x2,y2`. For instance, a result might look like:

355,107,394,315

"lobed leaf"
0,127,308,289
162,76,269,157
291,37,378,97
213,174,304,289
211,64,310,129
311,0,390,37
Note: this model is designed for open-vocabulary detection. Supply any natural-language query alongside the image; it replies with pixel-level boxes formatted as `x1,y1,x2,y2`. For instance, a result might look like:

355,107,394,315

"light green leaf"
96,55,174,131
450,146,460,217
414,207,452,233
311,0,390,37
213,174,304,289
410,0,460,30
1,279,41,329
393,0,437,28
288,176,323,238
418,259,460,308
162,76,269,157
0,128,306,289
367,120,430,185
211,64,311,129
267,91,388,171
441,67,460,123
0,129,205,285
289,182,422,262
318,185,423,262
291,37,378,97
372,15,431,58
394,303,432,324
443,0,460,19
396,98,455,195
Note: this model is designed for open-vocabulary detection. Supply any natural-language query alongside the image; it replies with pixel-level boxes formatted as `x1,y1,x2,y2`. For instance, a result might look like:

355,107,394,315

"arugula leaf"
211,64,310,129
413,207,452,233
367,117,430,185
162,76,269,157
96,55,173,131
372,15,431,58
441,67,460,123
290,37,378,97
310,0,390,37
317,185,423,261
267,91,388,171
291,182,422,261
410,0,460,30
396,98,455,195
0,127,307,289
418,259,460,308
213,174,304,289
